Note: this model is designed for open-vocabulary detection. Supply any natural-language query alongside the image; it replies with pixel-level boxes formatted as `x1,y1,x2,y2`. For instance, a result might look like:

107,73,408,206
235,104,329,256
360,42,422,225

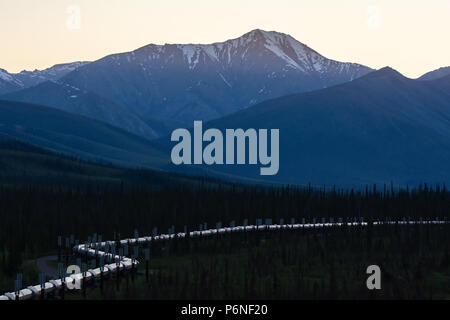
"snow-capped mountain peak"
58,29,373,124
128,29,367,77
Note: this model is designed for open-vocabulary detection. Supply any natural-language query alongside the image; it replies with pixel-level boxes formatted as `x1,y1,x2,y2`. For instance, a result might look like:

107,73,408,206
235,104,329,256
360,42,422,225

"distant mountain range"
0,29,449,187
1,30,448,138
1,67,449,188
1,29,374,136
0,62,89,95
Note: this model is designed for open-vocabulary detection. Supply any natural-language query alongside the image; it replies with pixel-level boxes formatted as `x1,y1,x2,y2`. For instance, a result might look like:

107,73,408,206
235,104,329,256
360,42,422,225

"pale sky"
0,0,449,78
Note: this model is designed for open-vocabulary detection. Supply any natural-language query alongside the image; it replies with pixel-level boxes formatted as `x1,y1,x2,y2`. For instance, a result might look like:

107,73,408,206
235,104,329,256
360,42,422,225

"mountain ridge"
419,66,450,81
0,61,90,94
1,81,162,140
0,99,167,169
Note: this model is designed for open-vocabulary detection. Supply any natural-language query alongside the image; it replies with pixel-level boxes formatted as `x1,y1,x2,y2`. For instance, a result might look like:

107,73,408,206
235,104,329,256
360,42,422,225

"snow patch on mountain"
0,69,23,86
0,62,90,94
0,69,13,82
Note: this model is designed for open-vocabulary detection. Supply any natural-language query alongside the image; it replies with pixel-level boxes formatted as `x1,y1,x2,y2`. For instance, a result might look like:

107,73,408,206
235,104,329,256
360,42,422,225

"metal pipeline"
0,219,447,300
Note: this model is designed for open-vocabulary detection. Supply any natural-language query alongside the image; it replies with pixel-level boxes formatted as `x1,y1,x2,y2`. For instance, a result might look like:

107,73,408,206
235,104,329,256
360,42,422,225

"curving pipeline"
0,219,447,300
